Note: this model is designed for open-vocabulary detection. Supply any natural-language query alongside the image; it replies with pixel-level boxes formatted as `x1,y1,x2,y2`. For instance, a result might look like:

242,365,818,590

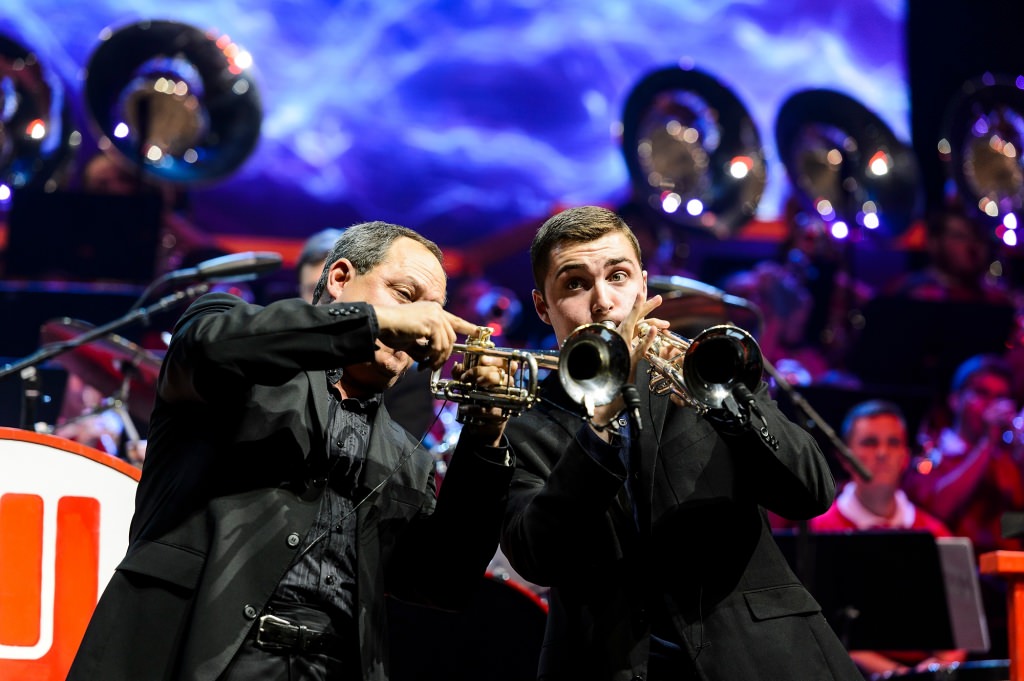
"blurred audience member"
811,399,966,678
885,204,1014,305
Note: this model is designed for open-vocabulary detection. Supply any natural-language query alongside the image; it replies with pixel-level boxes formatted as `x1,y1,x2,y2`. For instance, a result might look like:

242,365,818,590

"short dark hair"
841,399,906,442
297,227,344,278
530,205,643,294
950,353,1013,393
311,221,445,304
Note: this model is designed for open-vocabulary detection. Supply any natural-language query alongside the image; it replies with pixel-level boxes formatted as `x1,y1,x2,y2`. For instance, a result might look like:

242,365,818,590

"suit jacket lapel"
308,370,331,440
359,405,413,503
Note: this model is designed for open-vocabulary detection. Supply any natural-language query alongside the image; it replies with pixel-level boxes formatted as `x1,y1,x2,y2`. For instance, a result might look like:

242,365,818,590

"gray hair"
311,221,445,304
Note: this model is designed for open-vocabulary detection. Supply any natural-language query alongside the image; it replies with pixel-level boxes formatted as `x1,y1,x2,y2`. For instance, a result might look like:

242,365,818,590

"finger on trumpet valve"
467,326,495,346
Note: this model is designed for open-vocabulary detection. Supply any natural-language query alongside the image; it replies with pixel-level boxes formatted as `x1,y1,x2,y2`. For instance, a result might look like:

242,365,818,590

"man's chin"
342,361,401,395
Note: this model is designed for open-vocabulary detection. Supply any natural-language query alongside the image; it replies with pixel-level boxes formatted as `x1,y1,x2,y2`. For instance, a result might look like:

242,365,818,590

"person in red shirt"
812,399,951,536
811,398,966,678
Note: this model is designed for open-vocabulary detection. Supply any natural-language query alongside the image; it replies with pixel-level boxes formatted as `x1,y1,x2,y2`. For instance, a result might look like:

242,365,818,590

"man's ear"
326,258,355,300
533,289,551,325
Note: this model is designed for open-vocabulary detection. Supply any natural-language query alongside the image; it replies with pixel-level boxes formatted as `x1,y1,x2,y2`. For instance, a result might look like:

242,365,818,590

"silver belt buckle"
256,614,298,651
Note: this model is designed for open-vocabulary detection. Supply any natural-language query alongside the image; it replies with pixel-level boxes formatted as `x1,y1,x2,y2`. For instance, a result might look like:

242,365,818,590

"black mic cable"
732,383,779,451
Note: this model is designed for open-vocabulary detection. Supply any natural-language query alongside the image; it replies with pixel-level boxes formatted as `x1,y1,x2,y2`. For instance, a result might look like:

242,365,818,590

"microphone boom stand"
761,357,871,481
0,284,210,430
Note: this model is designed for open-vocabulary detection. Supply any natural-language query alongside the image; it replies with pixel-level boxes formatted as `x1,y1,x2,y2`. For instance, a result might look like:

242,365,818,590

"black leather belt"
254,614,345,655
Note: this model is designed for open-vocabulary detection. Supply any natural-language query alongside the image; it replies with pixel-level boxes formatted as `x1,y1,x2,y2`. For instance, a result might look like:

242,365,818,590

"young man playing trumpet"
499,205,862,681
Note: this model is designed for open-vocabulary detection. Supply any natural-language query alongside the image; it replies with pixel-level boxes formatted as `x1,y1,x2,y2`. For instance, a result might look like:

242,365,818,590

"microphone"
621,384,643,432
165,251,283,284
647,275,754,310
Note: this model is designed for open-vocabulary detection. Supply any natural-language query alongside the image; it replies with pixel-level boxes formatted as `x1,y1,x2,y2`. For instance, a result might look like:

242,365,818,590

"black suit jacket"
67,293,512,681
501,368,863,681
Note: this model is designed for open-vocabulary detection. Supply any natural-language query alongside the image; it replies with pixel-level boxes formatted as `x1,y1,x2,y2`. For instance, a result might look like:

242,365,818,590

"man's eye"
566,279,583,290
610,272,627,282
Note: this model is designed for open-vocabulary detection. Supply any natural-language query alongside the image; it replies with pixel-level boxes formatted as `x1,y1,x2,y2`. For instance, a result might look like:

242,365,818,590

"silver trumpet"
430,324,630,419
640,322,764,417
431,321,763,422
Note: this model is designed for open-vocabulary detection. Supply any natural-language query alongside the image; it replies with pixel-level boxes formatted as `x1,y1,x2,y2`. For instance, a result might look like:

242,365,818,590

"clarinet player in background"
499,205,862,681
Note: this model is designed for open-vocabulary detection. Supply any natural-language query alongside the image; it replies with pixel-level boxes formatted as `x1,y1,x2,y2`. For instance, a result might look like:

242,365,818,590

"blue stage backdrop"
2,1,908,249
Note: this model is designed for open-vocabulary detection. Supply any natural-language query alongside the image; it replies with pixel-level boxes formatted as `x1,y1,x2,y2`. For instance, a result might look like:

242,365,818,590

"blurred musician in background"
885,204,1015,306
720,261,832,385
297,227,345,302
810,399,966,678
903,352,1024,662
80,150,223,276
904,353,1024,555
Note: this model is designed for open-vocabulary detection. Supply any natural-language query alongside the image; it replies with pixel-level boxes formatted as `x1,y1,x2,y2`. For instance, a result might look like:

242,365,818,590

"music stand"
773,529,989,652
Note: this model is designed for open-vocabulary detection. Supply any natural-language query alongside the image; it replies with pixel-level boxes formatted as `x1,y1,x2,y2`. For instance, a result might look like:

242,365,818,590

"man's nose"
591,283,615,316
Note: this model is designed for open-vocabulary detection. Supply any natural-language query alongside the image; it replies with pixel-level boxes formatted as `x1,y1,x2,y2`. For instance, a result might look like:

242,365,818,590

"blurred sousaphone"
942,73,1024,229
775,88,921,238
0,31,74,189
83,19,261,185
619,64,767,239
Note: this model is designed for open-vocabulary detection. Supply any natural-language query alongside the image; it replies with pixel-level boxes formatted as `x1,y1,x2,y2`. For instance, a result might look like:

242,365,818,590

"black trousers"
218,638,351,681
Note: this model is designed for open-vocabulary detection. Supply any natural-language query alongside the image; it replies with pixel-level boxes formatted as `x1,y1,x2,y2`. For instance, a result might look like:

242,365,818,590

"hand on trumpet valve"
374,302,480,372
985,398,1022,446
453,354,519,440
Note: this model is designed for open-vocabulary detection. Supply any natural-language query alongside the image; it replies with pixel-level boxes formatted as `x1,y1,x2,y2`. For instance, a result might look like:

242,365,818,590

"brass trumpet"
640,322,764,416
430,324,630,418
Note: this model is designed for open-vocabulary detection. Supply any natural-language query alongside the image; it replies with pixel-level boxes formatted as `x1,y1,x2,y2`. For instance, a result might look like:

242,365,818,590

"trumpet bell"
83,20,262,185
559,323,630,413
681,324,764,412
431,323,629,420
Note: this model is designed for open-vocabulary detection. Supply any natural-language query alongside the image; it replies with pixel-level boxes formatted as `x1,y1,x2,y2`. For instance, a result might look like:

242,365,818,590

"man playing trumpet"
499,205,862,681
67,221,516,681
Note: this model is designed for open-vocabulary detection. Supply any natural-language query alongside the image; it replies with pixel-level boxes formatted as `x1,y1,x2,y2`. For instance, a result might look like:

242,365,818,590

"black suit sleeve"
160,292,378,404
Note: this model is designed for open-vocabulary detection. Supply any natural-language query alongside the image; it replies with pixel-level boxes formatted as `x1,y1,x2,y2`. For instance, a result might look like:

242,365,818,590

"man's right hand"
373,301,480,372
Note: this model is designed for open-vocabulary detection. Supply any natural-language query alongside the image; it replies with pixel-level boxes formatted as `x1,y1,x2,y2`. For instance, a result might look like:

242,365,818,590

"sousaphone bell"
0,31,73,190
83,19,262,185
